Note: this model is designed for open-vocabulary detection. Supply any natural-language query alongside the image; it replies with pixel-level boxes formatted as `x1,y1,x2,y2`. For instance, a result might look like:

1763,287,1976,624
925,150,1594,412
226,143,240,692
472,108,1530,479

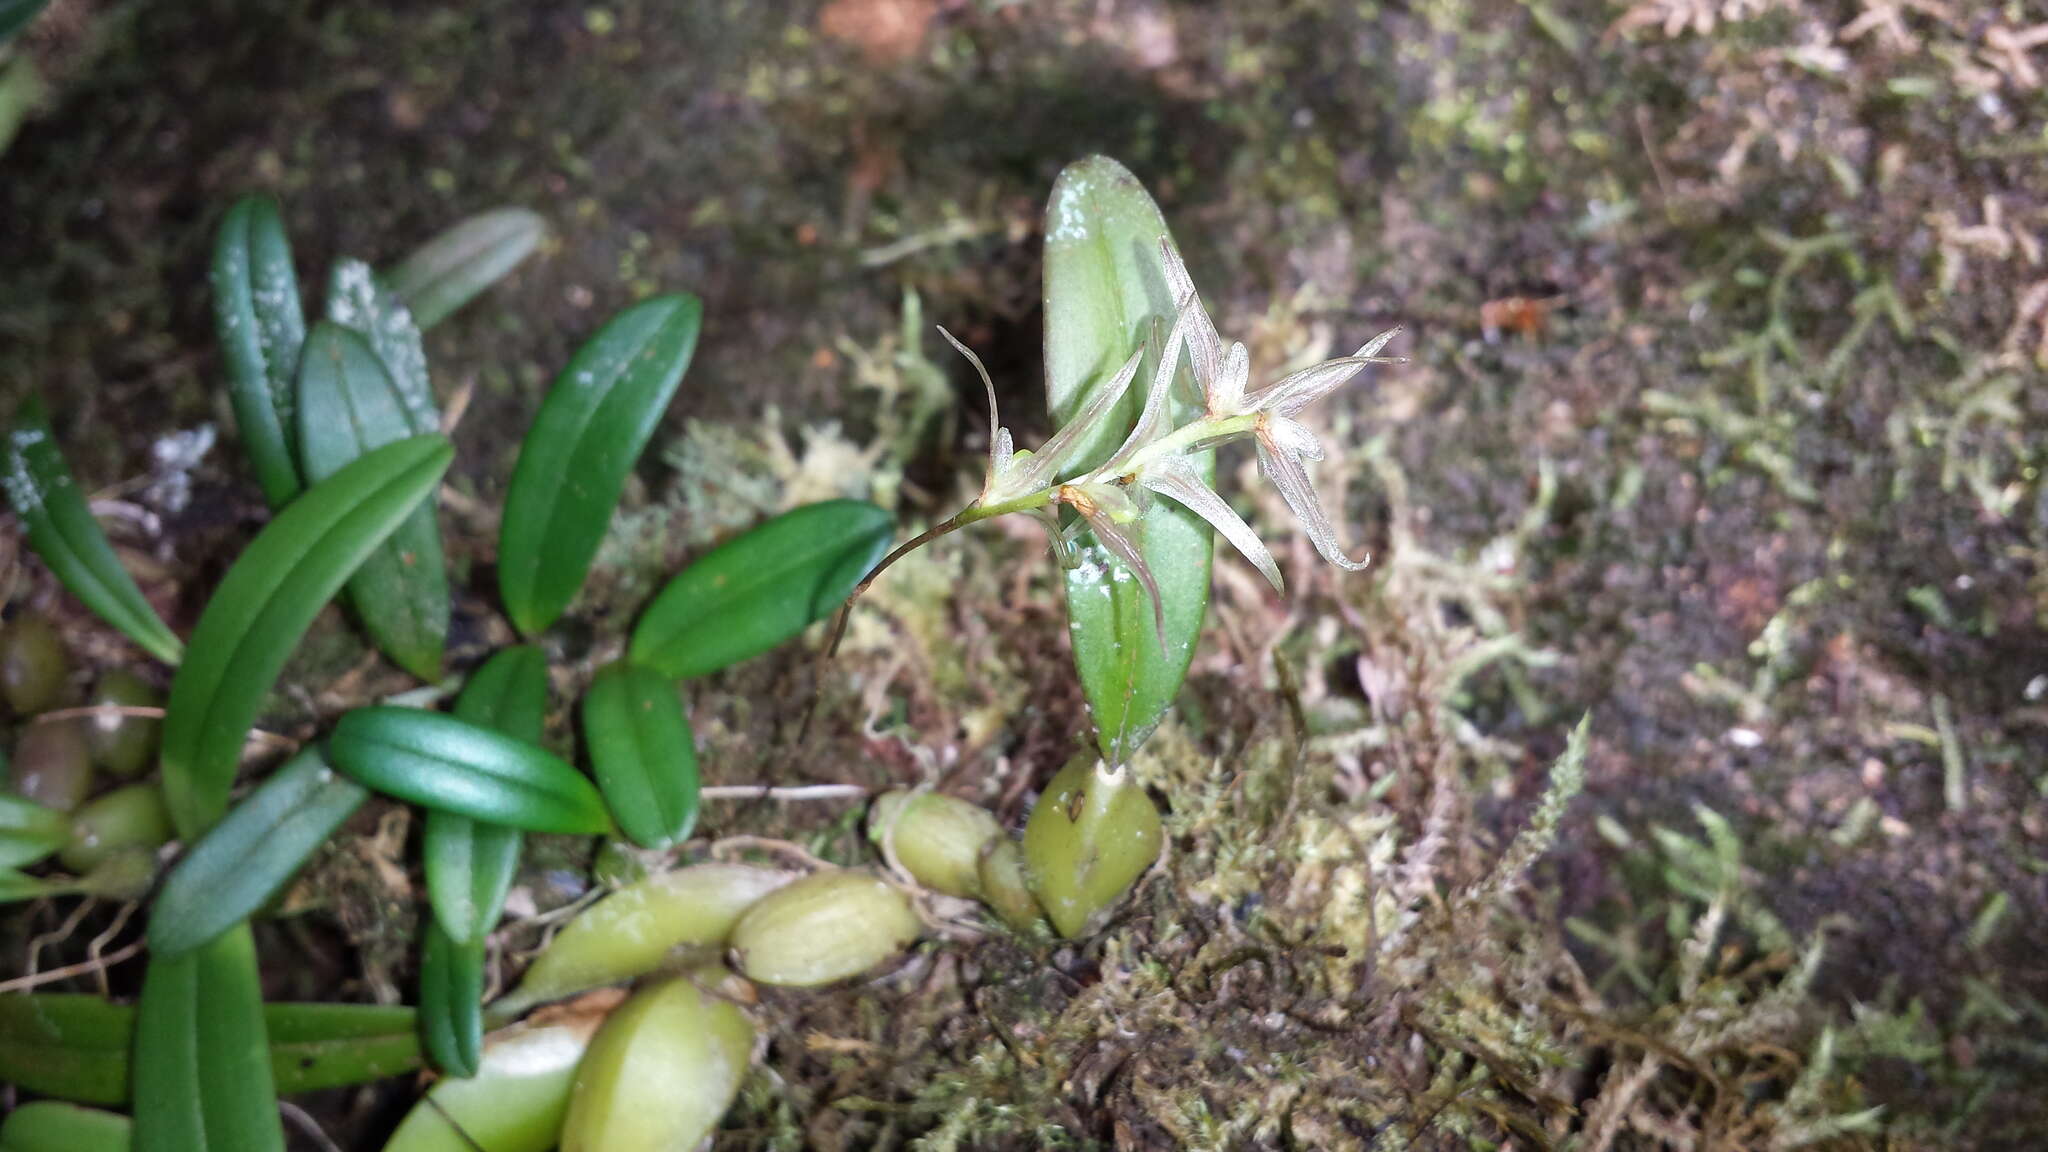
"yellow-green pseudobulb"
729,869,920,987
560,974,755,1152
496,863,793,1016
1021,751,1162,937
867,789,1000,899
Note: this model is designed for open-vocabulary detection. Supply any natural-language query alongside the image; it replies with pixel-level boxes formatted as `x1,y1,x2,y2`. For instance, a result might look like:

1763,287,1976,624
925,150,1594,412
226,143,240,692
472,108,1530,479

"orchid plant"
847,238,1402,645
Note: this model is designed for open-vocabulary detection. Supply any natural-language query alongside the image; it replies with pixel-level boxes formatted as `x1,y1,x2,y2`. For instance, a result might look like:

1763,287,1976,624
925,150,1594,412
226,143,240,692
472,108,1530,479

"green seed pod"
382,1012,601,1152
729,869,920,987
1021,752,1162,938
496,863,793,1015
560,973,755,1152
976,837,1046,933
0,614,68,716
10,720,93,812
83,669,159,778
867,789,1000,899
59,782,171,873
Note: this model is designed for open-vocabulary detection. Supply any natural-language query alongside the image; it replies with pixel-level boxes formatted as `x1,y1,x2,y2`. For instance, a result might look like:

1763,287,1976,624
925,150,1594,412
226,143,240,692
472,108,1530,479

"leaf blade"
295,321,449,679
419,919,484,1078
628,500,892,678
3,398,184,665
423,645,547,945
499,295,701,635
582,661,698,850
328,707,610,835
132,925,283,1152
1042,156,1213,762
147,746,367,959
159,434,454,838
383,207,546,330
0,995,422,1106
210,195,307,509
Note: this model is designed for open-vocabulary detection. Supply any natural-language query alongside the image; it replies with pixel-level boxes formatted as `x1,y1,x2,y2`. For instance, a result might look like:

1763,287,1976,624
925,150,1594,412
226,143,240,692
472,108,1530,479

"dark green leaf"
263,1002,422,1092
0,995,420,1106
325,258,437,432
499,294,701,635
0,791,70,868
148,747,367,959
419,919,483,1078
424,646,546,944
132,925,283,1152
1043,156,1212,763
210,196,307,509
0,1102,131,1152
384,207,546,330
328,707,610,835
629,500,892,679
582,661,698,850
0,0,52,42
296,322,449,679
3,398,184,665
159,434,454,838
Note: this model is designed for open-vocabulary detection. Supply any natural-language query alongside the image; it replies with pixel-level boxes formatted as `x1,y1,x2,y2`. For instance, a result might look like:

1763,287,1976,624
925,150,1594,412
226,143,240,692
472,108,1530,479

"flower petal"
1102,302,1195,474
1017,348,1143,492
1257,433,1369,571
1075,499,1167,646
938,326,1013,493
1141,455,1283,595
1215,340,1250,415
1158,238,1223,402
1245,328,1402,418
1268,415,1325,461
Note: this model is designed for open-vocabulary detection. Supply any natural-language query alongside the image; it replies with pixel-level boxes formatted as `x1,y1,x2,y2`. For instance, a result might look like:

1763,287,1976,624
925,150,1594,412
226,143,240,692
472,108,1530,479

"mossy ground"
4,0,2047,1148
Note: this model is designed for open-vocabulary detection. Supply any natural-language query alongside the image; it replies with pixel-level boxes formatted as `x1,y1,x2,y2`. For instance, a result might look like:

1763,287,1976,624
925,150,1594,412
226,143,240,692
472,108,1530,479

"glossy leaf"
582,662,698,850
263,1002,423,1092
329,706,610,835
0,1102,131,1152
494,862,793,1015
132,925,283,1152
296,321,449,679
499,294,701,636
419,919,484,1078
1044,156,1212,762
3,398,184,665
326,258,437,432
0,790,70,868
148,747,367,959
382,1014,598,1152
0,995,420,1106
210,195,307,509
159,434,453,838
424,646,546,945
629,500,892,678
384,207,546,330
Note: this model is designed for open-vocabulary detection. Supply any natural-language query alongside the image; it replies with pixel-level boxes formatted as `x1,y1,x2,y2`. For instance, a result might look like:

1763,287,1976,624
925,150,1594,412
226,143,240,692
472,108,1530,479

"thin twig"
795,512,971,748
708,835,836,871
86,900,140,998
698,784,870,802
280,1101,347,1152
0,938,145,993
